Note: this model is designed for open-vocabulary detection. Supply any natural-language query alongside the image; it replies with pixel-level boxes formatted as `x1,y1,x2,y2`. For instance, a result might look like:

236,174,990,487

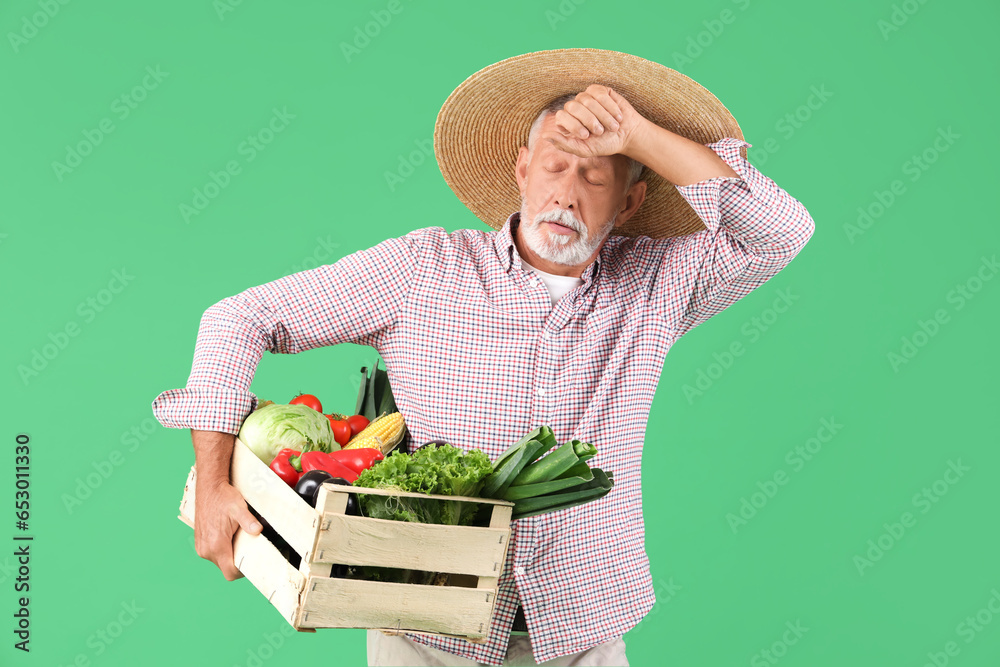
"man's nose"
552,172,581,210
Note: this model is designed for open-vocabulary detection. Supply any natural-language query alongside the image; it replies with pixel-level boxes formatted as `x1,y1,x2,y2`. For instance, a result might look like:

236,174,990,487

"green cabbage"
237,402,336,464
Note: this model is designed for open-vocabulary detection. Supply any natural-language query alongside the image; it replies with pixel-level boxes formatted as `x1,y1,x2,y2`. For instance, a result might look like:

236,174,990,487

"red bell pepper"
298,451,359,483
329,448,383,474
269,448,302,487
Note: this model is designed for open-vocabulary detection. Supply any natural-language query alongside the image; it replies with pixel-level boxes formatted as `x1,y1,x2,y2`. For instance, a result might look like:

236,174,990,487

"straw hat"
433,48,745,240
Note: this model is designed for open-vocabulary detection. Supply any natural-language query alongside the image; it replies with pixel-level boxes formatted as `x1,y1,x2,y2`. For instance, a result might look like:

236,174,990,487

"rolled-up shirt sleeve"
655,137,815,338
151,227,430,434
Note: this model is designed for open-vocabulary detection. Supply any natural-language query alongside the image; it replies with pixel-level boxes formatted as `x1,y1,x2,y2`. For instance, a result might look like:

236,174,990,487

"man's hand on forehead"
540,84,648,161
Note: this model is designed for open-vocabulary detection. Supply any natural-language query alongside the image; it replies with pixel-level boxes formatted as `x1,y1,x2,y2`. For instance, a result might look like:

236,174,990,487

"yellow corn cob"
344,411,406,453
342,434,384,451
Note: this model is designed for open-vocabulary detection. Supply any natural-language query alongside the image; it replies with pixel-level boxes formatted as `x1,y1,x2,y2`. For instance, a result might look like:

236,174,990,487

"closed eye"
542,164,605,186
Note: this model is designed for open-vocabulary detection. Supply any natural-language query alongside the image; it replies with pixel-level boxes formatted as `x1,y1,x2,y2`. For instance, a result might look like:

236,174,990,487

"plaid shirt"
153,137,814,665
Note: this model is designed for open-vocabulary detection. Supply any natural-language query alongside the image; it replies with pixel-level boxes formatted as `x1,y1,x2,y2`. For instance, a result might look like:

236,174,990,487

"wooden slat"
177,466,309,630
314,514,508,577
178,466,197,528
300,486,336,580
230,437,320,558
488,504,512,528
233,529,308,629
479,505,512,631
475,576,499,591
315,483,350,516
376,627,489,644
476,503,512,633
299,577,494,639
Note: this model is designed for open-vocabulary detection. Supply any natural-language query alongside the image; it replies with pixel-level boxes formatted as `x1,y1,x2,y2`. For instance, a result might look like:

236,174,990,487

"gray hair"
526,92,645,194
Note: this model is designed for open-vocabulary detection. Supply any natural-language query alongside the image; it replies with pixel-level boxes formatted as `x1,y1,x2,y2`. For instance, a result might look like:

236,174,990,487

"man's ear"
515,146,530,197
613,179,647,229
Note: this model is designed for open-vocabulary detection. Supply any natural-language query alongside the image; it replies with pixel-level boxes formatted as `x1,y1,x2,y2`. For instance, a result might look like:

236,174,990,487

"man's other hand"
193,478,262,580
190,429,262,581
540,84,648,159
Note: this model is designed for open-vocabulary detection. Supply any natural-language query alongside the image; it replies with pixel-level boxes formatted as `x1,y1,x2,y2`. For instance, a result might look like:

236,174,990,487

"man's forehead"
535,140,620,169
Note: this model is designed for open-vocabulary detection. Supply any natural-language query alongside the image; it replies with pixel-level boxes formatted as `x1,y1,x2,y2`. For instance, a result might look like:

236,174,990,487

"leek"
510,468,614,520
480,426,615,519
509,439,597,486
501,466,594,501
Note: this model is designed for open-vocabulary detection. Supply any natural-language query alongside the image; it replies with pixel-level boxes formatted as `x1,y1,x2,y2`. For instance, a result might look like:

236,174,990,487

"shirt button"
542,330,551,339
536,388,546,397
515,566,525,575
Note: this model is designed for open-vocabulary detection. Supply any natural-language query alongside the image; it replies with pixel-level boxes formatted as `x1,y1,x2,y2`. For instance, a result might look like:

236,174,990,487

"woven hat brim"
434,48,744,240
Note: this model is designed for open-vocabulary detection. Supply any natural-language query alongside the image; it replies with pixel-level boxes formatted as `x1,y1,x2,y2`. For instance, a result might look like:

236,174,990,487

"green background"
3,0,997,665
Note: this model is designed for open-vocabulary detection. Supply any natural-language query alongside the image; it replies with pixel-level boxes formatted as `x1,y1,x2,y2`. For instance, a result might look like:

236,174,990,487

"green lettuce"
352,444,493,525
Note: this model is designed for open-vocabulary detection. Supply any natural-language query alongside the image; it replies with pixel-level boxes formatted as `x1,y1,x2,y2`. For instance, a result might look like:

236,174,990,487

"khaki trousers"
367,630,629,666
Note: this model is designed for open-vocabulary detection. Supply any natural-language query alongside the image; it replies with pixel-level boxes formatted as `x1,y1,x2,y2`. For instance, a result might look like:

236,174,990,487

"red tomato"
347,414,370,438
290,394,323,412
328,416,352,446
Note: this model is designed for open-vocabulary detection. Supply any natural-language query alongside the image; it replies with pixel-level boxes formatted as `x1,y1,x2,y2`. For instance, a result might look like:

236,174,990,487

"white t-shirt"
521,258,584,307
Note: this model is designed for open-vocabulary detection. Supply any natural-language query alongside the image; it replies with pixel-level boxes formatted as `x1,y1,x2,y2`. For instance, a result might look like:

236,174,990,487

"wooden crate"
177,438,514,642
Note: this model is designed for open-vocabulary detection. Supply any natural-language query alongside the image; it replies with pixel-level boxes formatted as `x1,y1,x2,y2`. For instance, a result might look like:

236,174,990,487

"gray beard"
518,202,616,266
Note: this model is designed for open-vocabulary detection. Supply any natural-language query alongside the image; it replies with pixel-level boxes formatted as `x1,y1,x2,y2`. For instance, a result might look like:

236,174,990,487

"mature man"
153,48,814,666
